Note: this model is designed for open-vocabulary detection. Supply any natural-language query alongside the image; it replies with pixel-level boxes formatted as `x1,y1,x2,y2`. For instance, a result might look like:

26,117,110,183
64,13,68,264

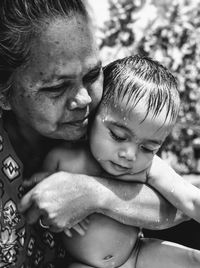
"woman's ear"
0,85,12,111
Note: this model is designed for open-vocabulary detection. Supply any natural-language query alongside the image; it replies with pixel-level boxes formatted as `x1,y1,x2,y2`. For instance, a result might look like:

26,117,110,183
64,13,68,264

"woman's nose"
118,146,137,161
69,87,92,110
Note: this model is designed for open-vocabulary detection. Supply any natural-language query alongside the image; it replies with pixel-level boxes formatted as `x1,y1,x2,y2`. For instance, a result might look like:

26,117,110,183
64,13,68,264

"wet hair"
102,55,180,124
0,0,89,89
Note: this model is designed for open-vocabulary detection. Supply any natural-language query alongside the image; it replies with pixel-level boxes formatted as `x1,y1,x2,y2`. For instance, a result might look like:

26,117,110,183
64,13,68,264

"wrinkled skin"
7,16,103,141
19,171,102,231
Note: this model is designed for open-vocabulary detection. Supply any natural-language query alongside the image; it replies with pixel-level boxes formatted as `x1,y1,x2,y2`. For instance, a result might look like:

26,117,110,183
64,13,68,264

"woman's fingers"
19,171,96,231
19,172,51,215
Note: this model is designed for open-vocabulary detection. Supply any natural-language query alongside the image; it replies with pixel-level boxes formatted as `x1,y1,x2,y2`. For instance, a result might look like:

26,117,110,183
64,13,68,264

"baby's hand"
64,218,90,237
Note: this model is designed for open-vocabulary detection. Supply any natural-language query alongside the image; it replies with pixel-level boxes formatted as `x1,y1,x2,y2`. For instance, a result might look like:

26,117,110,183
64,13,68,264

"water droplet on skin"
171,188,175,193
103,255,113,260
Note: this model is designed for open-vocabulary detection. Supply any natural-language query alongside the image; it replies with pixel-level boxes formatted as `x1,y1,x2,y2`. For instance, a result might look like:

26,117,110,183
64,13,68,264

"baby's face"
90,100,174,179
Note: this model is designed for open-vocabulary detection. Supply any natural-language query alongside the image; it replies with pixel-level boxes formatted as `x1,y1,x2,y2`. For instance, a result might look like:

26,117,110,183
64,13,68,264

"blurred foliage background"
97,0,200,174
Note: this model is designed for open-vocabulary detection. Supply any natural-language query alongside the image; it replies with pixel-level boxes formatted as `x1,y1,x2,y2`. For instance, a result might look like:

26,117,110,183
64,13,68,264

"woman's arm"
148,155,200,223
96,176,187,229
19,170,187,232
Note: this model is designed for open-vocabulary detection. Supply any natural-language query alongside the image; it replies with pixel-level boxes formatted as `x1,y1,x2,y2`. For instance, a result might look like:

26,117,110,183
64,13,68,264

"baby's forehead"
98,104,172,146
101,101,175,132
114,96,175,122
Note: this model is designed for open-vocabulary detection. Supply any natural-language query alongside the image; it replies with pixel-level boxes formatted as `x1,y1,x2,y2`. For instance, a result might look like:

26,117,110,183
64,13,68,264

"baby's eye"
140,145,156,154
110,130,126,142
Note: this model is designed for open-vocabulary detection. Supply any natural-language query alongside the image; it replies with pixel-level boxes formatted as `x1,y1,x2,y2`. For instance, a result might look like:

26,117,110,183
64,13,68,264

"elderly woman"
0,0,192,267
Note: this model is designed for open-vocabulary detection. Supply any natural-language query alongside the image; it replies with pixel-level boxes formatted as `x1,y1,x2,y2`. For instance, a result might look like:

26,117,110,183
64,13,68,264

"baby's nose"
118,147,137,161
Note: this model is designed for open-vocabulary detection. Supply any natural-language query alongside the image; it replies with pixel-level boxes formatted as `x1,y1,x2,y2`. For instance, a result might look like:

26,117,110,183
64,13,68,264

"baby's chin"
103,168,137,181
104,166,147,182
113,173,138,181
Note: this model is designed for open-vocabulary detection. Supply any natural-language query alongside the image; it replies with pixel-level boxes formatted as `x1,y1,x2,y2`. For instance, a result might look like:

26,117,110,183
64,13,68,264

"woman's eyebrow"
39,76,73,86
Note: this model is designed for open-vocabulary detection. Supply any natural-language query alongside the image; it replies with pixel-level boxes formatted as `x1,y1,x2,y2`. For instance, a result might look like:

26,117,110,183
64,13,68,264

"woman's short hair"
0,0,89,86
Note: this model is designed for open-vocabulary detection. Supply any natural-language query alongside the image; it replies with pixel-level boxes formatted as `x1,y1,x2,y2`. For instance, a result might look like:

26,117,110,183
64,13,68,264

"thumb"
18,188,34,213
23,171,51,189
19,171,51,213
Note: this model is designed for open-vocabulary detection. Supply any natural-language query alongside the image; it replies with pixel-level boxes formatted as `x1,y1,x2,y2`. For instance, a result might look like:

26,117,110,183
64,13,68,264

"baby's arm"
147,155,200,222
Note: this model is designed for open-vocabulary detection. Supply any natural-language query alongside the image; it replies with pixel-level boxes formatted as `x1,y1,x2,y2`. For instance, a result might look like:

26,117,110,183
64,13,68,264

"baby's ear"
0,84,12,111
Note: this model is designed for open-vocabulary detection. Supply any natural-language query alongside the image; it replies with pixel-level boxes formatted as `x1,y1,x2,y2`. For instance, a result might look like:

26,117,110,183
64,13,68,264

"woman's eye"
42,86,63,94
41,83,71,97
110,130,126,142
83,68,102,84
51,87,64,95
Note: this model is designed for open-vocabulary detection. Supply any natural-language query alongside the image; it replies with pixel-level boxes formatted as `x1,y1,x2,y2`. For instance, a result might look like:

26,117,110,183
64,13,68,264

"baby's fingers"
73,224,86,236
79,218,90,231
64,228,73,237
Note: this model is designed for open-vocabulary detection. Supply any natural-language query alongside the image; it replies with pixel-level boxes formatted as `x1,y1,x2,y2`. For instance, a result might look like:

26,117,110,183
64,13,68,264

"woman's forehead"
30,16,96,59
15,16,99,85
39,16,94,44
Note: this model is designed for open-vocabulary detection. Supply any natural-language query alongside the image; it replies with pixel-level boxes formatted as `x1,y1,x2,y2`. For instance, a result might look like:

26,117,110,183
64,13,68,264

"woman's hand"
19,171,100,232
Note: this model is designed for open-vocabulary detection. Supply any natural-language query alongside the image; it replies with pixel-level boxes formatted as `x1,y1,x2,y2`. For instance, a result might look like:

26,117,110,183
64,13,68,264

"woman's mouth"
63,115,89,127
69,117,88,127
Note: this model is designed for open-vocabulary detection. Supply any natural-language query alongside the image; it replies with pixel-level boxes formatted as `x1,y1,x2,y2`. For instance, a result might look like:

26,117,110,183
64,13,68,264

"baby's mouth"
110,161,132,172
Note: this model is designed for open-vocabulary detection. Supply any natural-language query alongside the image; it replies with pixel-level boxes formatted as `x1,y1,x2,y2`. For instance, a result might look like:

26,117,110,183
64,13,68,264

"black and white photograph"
0,1,200,267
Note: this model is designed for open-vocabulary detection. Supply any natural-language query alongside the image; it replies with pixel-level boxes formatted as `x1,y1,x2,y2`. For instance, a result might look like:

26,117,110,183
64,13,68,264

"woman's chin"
44,128,87,141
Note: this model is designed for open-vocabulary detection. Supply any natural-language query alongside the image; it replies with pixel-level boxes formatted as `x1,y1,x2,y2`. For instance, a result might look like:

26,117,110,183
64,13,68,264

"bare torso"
63,213,139,268
46,143,140,268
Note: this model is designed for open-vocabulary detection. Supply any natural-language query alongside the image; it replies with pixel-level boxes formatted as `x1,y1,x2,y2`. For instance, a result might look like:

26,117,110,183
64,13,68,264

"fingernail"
65,229,72,237
80,229,86,236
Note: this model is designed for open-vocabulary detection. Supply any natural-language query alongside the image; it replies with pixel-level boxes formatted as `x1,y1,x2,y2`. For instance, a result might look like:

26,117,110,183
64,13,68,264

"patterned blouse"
0,119,69,268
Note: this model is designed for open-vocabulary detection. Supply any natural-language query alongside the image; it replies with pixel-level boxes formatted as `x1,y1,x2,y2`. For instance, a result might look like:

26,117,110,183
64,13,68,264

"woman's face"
8,15,103,140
